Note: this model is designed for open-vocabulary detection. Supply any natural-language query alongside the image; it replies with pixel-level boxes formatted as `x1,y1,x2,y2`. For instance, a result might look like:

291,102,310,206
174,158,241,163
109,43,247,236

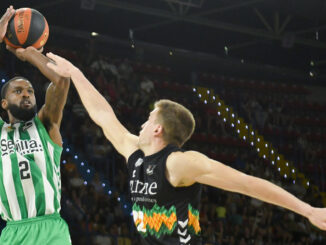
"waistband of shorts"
6,213,61,226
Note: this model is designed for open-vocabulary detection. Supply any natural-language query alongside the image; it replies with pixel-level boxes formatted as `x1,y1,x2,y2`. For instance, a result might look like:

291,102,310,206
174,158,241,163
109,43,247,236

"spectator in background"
140,75,154,94
119,58,133,82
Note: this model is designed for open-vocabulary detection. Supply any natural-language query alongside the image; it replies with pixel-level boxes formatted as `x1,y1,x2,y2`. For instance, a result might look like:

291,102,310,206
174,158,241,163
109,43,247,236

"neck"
141,140,167,157
8,115,22,125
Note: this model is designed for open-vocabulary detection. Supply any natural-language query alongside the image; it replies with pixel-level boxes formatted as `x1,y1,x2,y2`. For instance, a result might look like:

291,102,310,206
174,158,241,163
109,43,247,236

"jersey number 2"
19,161,31,180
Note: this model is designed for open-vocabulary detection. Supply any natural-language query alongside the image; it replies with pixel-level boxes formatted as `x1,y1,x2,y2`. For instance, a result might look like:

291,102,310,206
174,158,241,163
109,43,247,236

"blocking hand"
46,52,74,78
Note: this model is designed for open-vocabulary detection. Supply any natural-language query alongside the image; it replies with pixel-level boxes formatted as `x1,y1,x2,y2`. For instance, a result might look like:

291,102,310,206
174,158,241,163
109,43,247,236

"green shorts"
0,213,71,245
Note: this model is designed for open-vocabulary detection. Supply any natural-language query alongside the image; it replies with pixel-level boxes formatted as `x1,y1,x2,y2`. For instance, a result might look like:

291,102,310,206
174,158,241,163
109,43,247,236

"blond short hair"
154,99,195,147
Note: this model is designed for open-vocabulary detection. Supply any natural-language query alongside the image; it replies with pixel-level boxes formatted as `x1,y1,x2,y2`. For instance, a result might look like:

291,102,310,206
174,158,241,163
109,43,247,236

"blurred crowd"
197,74,326,191
0,43,326,244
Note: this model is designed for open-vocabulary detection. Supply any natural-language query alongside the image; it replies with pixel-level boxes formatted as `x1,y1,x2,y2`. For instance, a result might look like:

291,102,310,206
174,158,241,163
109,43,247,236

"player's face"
2,79,37,121
139,108,160,146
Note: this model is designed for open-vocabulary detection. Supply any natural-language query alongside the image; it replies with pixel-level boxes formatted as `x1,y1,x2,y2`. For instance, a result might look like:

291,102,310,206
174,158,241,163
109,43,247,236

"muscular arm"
45,52,138,159
8,47,70,146
167,151,326,230
69,67,138,159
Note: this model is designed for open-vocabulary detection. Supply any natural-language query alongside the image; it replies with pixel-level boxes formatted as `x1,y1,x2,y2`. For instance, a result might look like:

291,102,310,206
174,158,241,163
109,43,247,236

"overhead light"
91,32,99,36
224,46,228,55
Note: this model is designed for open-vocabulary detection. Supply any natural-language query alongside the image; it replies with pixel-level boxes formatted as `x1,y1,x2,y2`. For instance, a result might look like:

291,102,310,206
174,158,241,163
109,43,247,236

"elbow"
89,109,109,127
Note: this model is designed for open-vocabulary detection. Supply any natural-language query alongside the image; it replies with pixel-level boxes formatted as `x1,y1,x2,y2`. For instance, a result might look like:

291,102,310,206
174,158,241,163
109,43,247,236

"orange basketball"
4,8,49,49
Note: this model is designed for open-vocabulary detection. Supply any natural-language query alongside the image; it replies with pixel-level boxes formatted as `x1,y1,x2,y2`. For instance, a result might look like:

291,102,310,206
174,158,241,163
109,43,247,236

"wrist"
303,204,313,218
70,66,81,77
21,48,37,63
25,47,39,57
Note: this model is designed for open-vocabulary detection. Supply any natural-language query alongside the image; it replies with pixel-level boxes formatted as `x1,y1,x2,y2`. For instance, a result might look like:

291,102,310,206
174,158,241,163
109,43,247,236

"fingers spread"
4,6,15,20
46,52,55,59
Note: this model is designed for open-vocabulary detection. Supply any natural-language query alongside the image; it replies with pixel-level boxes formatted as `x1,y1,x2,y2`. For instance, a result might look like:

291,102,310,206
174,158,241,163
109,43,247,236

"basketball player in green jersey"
0,6,71,245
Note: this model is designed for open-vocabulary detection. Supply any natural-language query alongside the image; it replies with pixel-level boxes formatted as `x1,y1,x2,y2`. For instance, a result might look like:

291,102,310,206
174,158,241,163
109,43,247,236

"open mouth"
21,100,32,107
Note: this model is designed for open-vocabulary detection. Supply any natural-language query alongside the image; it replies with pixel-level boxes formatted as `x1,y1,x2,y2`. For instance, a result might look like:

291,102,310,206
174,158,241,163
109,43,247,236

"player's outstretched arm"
0,6,15,43
6,46,70,146
46,52,138,159
167,151,326,230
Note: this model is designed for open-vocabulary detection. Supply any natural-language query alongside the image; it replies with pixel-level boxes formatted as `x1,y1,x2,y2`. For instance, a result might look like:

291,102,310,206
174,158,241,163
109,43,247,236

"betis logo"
132,203,201,238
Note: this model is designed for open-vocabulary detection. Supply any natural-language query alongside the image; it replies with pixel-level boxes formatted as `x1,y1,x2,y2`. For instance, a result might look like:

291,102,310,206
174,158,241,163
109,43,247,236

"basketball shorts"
0,213,71,245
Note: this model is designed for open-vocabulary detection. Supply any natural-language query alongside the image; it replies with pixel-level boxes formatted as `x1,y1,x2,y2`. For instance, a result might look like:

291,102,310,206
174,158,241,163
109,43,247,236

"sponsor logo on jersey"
146,165,157,175
22,121,33,131
1,139,43,156
135,158,143,167
130,179,158,195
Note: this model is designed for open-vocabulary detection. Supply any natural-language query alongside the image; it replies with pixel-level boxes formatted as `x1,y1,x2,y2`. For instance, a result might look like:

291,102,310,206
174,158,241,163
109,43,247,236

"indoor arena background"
1,0,326,244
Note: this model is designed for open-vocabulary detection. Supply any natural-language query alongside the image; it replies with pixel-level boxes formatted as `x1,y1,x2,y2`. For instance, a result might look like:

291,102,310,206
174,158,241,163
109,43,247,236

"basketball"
4,8,49,49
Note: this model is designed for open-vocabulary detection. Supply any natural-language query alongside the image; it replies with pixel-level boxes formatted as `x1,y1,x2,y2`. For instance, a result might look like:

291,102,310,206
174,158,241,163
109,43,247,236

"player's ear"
1,99,8,110
154,124,163,136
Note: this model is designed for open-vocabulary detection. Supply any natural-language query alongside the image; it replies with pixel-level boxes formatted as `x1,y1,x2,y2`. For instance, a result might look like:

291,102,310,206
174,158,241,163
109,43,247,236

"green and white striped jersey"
0,116,62,221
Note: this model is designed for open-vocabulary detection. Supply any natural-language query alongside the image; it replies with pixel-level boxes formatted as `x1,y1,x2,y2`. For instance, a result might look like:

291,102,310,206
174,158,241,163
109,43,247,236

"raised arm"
167,151,326,230
6,46,70,146
46,52,139,159
0,6,15,43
